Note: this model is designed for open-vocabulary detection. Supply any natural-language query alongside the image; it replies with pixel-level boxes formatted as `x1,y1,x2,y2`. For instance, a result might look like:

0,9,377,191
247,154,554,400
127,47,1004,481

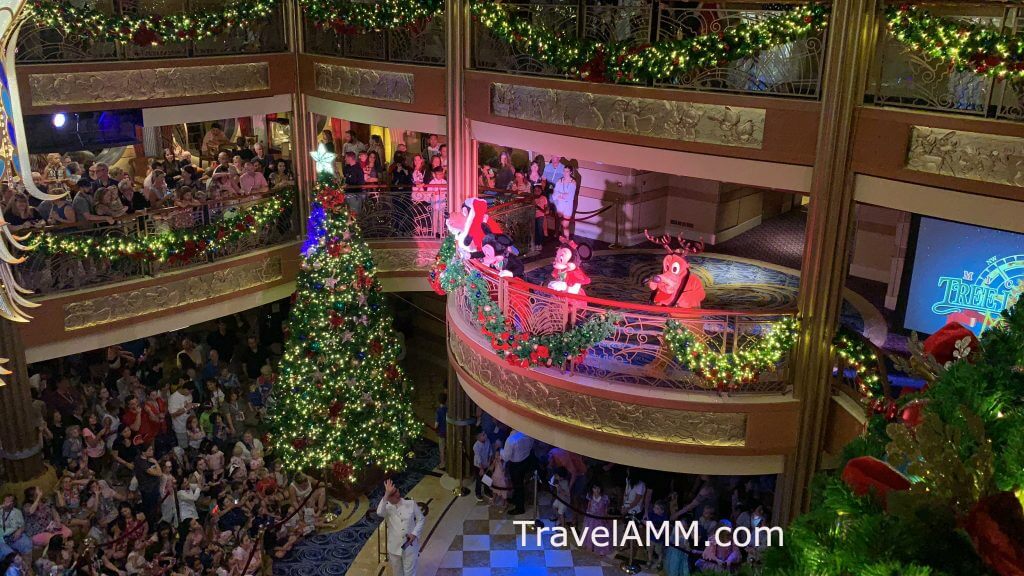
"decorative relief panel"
449,329,747,447
373,248,438,273
491,83,765,149
906,126,1024,187
29,63,270,107
63,257,283,330
313,63,414,104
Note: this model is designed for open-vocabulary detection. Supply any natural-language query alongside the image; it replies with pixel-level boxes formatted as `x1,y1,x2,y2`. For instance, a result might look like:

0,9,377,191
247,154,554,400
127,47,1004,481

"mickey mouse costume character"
548,244,590,295
478,233,524,278
447,198,503,258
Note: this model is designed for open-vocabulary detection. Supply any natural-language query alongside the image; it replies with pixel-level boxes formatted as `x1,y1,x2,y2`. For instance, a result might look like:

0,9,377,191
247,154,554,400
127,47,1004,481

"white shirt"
624,480,646,515
376,497,425,555
500,430,534,464
473,440,493,469
168,391,192,433
235,437,264,462
177,486,201,521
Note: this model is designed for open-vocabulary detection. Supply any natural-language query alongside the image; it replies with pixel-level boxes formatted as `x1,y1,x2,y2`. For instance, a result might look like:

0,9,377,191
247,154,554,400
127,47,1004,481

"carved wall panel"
28,63,270,107
313,63,414,104
449,329,747,447
491,83,766,149
63,257,283,330
906,126,1024,187
373,248,438,273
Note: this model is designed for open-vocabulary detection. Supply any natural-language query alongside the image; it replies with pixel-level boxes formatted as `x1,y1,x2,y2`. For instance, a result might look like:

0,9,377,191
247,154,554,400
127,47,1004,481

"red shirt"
139,398,167,443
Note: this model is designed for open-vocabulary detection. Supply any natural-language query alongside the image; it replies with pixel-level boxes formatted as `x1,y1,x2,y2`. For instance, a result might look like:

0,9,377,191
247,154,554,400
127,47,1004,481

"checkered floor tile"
435,492,657,576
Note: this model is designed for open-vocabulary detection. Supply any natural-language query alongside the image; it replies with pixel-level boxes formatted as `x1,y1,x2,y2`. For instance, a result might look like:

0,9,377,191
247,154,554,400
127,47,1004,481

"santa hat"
923,321,979,366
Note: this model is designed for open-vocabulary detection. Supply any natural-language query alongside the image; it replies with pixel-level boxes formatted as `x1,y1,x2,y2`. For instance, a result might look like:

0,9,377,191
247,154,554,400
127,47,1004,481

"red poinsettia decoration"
291,437,310,451
962,491,1024,576
332,460,354,480
328,400,344,419
329,311,345,328
317,188,347,212
841,456,911,508
131,25,161,46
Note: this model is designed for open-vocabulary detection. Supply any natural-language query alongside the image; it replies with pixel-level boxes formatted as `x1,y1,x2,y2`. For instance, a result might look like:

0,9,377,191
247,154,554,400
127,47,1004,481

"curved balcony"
15,0,288,63
446,258,801,474
301,12,446,66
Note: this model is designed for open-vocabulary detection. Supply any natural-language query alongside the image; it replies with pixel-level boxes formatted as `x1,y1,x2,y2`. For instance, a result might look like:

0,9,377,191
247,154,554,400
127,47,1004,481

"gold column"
0,322,45,483
779,0,879,523
445,365,474,482
446,0,473,209
287,0,312,229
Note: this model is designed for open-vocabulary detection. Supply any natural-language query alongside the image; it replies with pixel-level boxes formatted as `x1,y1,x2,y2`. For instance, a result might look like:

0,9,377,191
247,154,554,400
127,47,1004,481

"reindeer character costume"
645,230,706,308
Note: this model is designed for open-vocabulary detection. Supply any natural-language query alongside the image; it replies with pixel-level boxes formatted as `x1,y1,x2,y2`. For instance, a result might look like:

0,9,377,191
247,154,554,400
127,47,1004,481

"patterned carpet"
272,440,440,576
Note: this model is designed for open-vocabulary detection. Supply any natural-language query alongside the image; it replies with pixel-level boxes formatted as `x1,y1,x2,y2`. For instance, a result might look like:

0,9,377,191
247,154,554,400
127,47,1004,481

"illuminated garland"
299,0,443,33
833,328,894,418
664,316,798,390
437,240,620,368
270,175,418,477
886,4,1024,79
35,189,293,264
472,1,830,83
29,0,278,45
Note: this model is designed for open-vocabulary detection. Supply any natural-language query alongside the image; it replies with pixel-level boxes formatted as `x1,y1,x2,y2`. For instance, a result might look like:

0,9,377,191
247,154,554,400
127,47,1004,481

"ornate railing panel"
869,4,1024,122
472,2,580,77
469,1,825,97
301,15,445,66
654,6,826,98
15,0,287,63
452,259,794,393
345,185,448,240
15,189,298,295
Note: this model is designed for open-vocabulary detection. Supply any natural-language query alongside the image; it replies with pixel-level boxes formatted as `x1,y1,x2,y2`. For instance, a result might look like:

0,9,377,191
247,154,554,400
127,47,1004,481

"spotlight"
52,113,66,128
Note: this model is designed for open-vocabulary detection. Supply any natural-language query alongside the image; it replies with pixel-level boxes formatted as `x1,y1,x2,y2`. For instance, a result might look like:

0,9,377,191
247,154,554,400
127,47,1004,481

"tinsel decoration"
33,189,293,263
886,4,1024,79
437,239,620,368
663,316,798,391
30,0,278,45
268,174,418,475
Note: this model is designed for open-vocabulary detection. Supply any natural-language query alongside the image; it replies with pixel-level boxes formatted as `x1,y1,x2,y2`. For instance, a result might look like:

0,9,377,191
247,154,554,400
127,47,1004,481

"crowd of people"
2,310,329,576
0,128,294,235
470,417,776,574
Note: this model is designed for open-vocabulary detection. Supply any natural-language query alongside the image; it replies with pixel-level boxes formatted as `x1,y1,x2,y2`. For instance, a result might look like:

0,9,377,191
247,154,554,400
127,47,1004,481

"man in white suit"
376,479,425,576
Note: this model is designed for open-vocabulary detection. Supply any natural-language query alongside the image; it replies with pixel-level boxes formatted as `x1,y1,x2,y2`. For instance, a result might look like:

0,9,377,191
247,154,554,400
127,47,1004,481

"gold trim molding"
313,63,414,104
28,63,270,107
906,125,1024,187
372,248,438,273
63,257,283,331
492,83,765,149
449,329,747,447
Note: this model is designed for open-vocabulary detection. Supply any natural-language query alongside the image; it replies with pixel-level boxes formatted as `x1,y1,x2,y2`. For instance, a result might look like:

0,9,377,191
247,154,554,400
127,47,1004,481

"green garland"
437,238,620,368
886,4,1024,79
833,328,891,413
29,0,278,45
299,0,443,32
663,316,797,390
35,189,293,264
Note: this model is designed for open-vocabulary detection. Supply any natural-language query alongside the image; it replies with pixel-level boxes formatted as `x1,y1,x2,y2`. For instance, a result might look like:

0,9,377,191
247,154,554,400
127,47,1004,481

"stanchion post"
619,515,642,574
609,198,623,249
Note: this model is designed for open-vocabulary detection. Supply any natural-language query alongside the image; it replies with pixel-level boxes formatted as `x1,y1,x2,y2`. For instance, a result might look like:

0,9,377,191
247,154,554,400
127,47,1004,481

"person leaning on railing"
37,189,77,227
2,191,44,232
71,180,116,226
268,159,294,190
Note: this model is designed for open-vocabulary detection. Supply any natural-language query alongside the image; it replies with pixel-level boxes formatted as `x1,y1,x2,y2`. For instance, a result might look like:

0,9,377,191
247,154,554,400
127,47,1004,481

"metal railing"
343,184,449,239
15,0,288,63
471,1,827,98
301,12,446,65
452,258,796,393
868,2,1024,121
14,187,298,295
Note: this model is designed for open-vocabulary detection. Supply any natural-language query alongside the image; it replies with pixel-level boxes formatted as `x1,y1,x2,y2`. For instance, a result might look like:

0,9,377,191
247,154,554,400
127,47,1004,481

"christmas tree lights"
35,190,293,264
30,0,278,45
664,316,798,390
269,174,418,477
886,4,1024,79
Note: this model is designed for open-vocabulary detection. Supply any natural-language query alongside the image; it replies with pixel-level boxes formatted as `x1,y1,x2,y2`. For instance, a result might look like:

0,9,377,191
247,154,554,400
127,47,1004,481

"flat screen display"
903,217,1024,336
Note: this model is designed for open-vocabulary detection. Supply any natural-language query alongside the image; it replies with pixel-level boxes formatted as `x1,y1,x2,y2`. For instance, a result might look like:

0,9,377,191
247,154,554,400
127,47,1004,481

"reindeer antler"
644,229,674,252
680,237,705,255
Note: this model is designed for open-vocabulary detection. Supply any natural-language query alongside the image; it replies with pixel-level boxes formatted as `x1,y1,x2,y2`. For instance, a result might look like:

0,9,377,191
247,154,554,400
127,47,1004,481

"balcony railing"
471,1,827,98
344,184,448,239
868,2,1024,122
15,188,298,295
452,258,796,393
301,13,446,65
15,0,288,64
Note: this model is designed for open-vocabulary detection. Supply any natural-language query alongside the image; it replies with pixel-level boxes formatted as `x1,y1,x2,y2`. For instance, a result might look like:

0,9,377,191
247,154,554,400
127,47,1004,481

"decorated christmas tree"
269,174,419,481
765,304,1024,575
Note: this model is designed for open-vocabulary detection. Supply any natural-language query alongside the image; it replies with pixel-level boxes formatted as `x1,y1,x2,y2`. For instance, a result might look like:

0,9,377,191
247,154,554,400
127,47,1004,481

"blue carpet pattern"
272,440,440,576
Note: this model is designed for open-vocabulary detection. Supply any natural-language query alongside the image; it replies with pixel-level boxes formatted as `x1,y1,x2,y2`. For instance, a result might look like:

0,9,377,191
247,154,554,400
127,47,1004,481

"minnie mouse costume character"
548,244,590,295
